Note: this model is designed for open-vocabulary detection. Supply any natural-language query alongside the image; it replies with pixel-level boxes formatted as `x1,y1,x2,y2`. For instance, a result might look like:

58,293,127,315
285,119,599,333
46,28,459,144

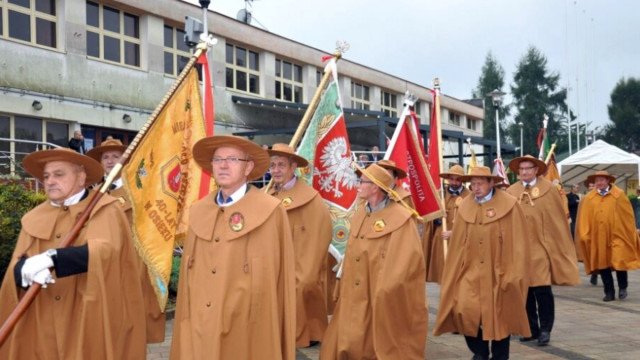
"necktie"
109,184,117,191
600,190,607,196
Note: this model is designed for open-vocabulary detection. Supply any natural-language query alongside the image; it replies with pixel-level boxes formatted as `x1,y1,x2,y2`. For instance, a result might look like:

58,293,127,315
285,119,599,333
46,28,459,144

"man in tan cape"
267,143,332,348
170,135,295,360
87,138,166,343
576,170,640,301
424,164,470,283
320,164,427,360
0,148,146,360
434,166,530,360
506,155,580,346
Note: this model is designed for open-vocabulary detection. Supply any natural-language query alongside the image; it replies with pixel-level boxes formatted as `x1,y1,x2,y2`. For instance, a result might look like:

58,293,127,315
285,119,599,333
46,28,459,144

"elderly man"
507,155,580,346
267,143,332,348
320,164,427,360
424,164,470,283
576,170,640,301
170,135,295,360
68,130,86,154
0,148,146,359
87,138,166,343
434,166,530,360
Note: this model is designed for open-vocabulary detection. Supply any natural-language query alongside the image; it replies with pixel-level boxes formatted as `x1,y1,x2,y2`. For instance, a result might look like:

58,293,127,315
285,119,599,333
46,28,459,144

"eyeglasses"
518,166,537,171
212,157,250,165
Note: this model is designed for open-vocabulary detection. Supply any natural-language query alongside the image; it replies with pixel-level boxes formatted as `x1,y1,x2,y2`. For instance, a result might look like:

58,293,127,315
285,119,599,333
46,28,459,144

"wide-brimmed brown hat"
354,163,395,190
267,143,309,167
494,181,510,189
440,164,465,180
86,139,127,162
508,155,547,176
22,148,104,186
459,166,503,183
376,159,407,179
192,135,269,181
585,170,616,185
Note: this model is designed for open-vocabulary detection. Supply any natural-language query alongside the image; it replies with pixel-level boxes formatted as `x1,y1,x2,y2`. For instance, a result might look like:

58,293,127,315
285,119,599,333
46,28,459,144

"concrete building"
0,0,508,177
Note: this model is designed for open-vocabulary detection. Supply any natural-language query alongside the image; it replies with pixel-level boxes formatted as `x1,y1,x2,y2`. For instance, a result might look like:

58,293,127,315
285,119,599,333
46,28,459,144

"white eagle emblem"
315,137,358,198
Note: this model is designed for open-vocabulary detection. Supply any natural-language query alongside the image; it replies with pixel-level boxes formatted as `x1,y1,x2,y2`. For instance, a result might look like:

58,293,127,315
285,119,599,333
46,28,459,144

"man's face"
448,175,463,190
594,176,609,191
101,150,122,174
572,184,580,193
269,155,297,186
74,131,83,139
43,161,86,204
372,146,379,154
470,177,494,199
211,146,254,190
587,183,595,191
357,174,378,200
518,160,538,183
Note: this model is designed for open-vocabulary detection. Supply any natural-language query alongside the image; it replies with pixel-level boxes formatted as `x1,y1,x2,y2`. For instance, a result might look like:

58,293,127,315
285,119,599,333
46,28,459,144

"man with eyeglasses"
170,135,295,360
267,143,332,348
506,155,579,346
320,163,427,360
576,170,640,302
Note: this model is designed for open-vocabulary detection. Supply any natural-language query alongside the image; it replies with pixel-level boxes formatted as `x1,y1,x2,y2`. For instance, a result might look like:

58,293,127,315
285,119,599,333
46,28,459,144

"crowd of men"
1,134,640,360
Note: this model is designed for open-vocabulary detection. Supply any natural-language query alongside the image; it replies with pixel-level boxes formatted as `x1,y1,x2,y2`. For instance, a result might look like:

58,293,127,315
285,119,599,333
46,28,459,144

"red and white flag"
385,107,444,221
493,157,510,185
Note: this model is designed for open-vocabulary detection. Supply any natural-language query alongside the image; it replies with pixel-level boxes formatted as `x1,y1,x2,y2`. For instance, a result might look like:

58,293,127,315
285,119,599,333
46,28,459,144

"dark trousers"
525,285,554,337
599,268,628,295
464,327,510,360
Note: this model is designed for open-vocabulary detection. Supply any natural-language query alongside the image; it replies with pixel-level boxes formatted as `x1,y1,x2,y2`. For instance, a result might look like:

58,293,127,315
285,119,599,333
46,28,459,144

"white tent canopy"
558,140,640,190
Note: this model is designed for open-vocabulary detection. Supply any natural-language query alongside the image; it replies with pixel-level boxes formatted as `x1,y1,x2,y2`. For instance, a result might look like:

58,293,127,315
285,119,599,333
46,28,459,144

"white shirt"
216,183,248,207
51,189,87,207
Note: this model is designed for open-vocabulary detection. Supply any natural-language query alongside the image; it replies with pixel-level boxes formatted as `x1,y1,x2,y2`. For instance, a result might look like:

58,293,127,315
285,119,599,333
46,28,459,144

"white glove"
31,269,56,288
21,253,54,288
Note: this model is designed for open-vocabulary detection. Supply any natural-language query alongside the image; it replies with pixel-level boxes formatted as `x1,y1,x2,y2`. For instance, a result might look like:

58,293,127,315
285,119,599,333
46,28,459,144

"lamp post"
518,122,524,156
487,89,506,158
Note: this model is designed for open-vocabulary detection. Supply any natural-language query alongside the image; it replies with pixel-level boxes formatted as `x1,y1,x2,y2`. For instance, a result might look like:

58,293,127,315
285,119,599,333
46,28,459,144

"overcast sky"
188,0,639,134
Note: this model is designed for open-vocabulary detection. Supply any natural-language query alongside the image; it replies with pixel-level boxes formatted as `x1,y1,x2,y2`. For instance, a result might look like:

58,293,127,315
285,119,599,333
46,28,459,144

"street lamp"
518,122,524,157
487,89,506,158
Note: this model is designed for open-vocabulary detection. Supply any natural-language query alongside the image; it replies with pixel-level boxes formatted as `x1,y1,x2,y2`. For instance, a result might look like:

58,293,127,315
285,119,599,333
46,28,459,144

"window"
316,70,322,87
0,114,69,176
350,81,370,110
0,0,57,48
381,90,397,118
163,25,190,76
449,111,461,126
86,1,140,67
414,101,422,116
466,117,477,131
225,43,259,94
275,58,303,103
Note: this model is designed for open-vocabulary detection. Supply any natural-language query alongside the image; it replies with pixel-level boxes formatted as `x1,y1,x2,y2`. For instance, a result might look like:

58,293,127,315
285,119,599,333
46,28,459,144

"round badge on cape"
229,212,244,232
486,208,496,218
531,187,540,197
282,197,293,207
455,197,463,207
373,219,386,232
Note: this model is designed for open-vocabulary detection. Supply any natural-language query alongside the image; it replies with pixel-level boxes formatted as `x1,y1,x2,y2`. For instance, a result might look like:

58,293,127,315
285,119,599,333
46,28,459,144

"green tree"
602,77,640,151
507,46,567,157
472,51,509,142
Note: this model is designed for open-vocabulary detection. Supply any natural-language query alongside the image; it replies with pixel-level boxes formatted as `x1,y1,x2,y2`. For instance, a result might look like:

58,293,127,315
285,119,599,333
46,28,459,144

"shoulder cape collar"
458,189,517,224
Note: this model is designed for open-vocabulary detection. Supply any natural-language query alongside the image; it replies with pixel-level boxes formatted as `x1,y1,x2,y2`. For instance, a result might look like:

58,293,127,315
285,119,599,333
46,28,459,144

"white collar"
217,183,248,207
51,189,87,207
522,178,537,187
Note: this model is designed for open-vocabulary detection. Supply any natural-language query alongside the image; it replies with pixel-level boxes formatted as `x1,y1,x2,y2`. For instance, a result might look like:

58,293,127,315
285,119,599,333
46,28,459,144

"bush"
0,182,47,280
169,255,181,295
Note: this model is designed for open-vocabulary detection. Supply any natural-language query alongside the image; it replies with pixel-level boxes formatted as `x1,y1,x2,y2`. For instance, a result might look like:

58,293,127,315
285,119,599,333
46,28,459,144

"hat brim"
508,156,547,176
267,149,309,167
354,163,394,189
22,149,104,186
377,163,407,179
192,135,270,181
86,145,127,162
440,171,465,180
586,173,616,186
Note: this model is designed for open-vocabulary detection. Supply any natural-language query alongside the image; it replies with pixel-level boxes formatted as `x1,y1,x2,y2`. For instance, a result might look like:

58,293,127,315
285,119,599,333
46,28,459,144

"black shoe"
519,334,538,342
619,288,628,300
603,292,615,302
471,355,488,360
537,331,550,346
590,274,598,285
307,340,321,347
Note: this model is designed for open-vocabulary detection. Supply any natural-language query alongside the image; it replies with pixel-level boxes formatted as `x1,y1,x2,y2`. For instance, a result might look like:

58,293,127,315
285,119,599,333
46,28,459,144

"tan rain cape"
576,185,640,273
424,186,470,283
0,191,146,360
109,186,166,343
170,186,296,360
506,177,580,286
434,190,531,341
269,179,333,347
320,200,428,360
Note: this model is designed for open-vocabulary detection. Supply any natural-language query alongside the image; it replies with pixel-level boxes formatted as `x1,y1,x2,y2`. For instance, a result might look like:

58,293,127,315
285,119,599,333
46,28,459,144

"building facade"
0,0,490,177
